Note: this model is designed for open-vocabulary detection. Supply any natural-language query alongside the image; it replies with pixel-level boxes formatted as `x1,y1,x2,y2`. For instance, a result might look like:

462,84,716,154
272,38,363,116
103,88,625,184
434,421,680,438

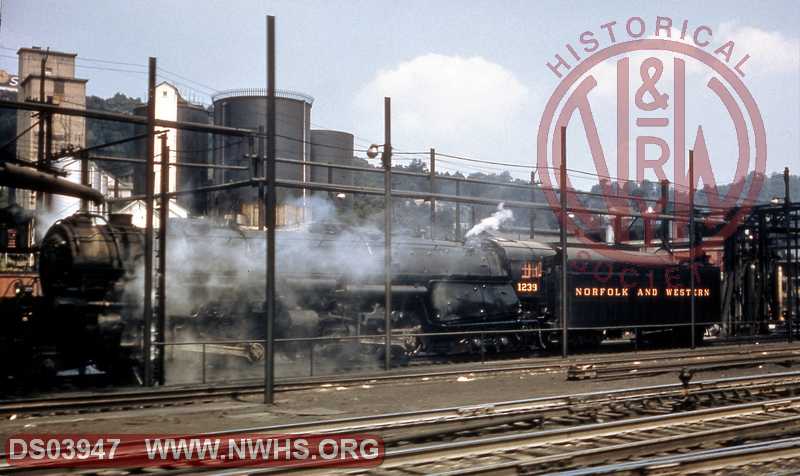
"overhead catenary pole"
785,166,793,342
143,57,157,387
383,97,393,371
264,15,277,404
560,125,568,358
689,149,696,349
430,148,436,240
156,134,169,386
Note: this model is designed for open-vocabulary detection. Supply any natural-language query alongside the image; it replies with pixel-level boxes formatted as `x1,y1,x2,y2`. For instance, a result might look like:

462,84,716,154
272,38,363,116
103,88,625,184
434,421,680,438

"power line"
75,63,147,75
0,119,39,151
157,67,219,96
436,151,535,170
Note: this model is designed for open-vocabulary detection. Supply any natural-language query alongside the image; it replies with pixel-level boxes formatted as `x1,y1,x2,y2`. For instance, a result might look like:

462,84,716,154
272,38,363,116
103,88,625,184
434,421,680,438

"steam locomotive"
1,212,721,384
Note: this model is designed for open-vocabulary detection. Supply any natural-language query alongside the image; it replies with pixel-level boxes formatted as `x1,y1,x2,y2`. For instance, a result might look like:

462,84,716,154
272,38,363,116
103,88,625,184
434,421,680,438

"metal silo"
309,130,354,184
212,88,313,227
176,102,213,215
309,130,354,218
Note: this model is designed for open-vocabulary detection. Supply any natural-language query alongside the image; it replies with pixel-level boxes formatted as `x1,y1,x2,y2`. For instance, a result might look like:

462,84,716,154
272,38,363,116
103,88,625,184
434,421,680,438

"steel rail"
5,371,800,472
332,397,800,475
550,436,800,475
3,343,799,416
4,343,800,417
568,348,800,380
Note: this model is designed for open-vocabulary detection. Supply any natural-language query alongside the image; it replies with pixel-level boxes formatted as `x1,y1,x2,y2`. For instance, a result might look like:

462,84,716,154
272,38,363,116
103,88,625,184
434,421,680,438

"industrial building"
15,47,88,213
132,82,213,216
5,47,360,234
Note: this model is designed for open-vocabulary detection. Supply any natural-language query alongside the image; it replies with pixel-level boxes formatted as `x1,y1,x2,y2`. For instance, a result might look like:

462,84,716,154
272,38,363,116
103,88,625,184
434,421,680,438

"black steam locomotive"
2,212,721,384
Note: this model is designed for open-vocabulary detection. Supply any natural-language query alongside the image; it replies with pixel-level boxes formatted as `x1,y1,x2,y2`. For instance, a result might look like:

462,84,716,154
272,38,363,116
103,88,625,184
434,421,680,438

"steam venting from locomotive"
465,203,513,239
28,189,723,385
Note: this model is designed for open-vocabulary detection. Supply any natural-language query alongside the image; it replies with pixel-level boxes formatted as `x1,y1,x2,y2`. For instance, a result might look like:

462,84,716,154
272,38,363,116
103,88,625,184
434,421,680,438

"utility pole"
157,134,169,386
143,57,157,387
264,15,277,404
689,149,696,349
35,47,49,211
785,167,793,342
430,148,436,240
383,97,393,371
560,126,568,358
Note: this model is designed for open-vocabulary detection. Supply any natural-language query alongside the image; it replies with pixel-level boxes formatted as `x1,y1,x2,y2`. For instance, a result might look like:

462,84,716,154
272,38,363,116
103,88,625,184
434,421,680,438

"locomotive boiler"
2,213,145,385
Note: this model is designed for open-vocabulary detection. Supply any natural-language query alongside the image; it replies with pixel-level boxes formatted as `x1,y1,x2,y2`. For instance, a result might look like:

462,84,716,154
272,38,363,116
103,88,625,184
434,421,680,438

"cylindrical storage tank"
212,88,313,227
309,130,354,218
176,103,212,215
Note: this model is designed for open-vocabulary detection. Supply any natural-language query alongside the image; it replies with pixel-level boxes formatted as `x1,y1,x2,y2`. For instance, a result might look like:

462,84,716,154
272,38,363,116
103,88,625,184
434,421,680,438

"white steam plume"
465,202,513,239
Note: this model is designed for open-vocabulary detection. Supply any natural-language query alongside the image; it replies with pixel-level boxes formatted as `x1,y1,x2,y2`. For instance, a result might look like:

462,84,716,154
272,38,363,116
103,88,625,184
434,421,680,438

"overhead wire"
0,46,772,210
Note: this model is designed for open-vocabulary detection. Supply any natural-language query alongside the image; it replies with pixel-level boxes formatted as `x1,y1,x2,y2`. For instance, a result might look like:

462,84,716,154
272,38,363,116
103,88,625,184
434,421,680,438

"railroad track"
552,436,800,475
4,342,800,418
5,370,800,473
567,347,800,380
332,397,800,475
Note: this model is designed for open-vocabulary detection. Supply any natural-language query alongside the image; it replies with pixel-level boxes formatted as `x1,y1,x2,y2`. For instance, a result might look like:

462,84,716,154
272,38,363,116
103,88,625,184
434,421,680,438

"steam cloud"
120,196,393,381
124,196,386,318
465,202,513,239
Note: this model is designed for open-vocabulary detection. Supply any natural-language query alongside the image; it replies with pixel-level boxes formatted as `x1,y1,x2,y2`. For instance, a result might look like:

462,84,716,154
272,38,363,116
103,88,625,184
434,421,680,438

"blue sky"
1,1,798,187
